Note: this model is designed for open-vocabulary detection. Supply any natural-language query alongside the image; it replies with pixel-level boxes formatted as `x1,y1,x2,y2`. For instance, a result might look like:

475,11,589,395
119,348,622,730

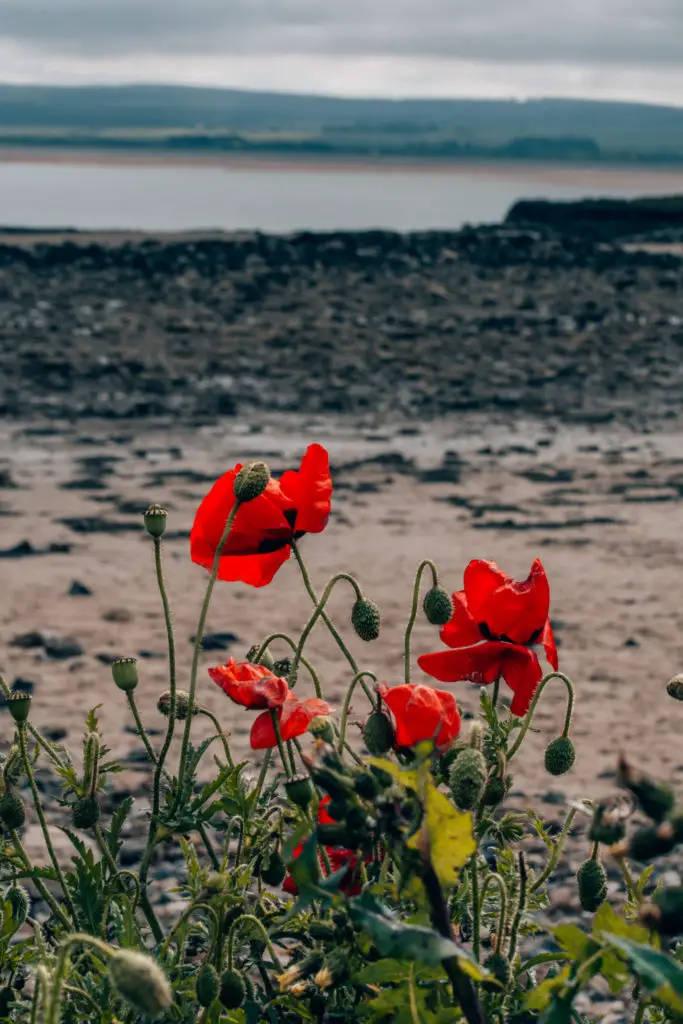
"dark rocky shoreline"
1,223,682,428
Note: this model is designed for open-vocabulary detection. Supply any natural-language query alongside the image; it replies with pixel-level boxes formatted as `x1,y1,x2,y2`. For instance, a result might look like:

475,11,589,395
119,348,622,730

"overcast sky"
1,0,683,105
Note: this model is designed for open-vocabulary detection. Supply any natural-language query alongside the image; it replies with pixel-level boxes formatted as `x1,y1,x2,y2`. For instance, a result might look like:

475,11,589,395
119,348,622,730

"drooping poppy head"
250,693,333,750
209,657,290,710
190,444,332,588
377,682,461,751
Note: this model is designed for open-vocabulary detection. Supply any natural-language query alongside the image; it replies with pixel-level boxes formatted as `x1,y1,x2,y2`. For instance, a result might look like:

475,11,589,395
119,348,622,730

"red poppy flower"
208,657,289,710
283,798,367,897
378,683,461,751
250,692,332,750
418,558,558,717
190,444,332,588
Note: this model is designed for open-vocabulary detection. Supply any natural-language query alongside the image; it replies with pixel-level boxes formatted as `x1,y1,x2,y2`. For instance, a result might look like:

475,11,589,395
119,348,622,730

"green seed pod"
246,644,275,670
5,885,30,926
544,736,576,776
195,963,220,1007
629,821,679,862
309,716,335,744
363,711,394,755
354,771,380,800
577,858,607,912
423,586,455,626
309,921,337,941
640,888,683,937
666,674,683,701
0,793,25,831
589,803,626,846
261,852,287,887
483,951,512,991
618,758,674,823
109,949,173,1018
71,796,100,830
351,598,381,642
285,776,314,809
482,774,511,808
111,657,139,693
7,691,31,724
157,689,196,720
311,766,353,801
273,657,294,681
144,503,168,538
233,462,270,503
219,969,246,1010
449,748,487,811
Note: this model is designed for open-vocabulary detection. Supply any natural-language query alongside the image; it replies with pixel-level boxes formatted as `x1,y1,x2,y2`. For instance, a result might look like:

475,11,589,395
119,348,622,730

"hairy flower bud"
309,920,337,940
196,963,220,1007
314,949,350,990
354,771,381,800
111,657,139,693
7,692,31,724
246,644,275,670
5,885,30,926
261,851,287,887
109,949,173,1018
0,793,25,831
666,674,683,701
363,711,394,755
483,952,512,991
640,888,683,937
309,716,335,744
577,858,607,912
618,757,674,823
544,736,576,776
449,748,487,811
219,969,246,1009
311,766,353,801
589,802,626,846
144,503,168,539
351,598,381,642
423,586,455,626
233,462,270,503
72,796,100,830
285,775,314,809
482,773,511,808
157,689,196,720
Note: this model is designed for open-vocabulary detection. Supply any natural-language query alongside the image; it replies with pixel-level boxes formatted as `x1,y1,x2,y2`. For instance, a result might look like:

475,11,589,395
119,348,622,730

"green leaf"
354,959,412,985
552,924,598,960
601,933,683,1013
593,904,650,993
525,967,572,1012
106,795,133,857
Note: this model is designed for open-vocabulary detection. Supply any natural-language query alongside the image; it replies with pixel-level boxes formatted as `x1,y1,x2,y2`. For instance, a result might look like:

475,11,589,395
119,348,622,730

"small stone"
68,580,92,597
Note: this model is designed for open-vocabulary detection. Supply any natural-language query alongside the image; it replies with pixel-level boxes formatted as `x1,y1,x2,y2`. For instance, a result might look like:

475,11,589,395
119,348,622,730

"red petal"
279,444,332,535
440,591,482,649
499,647,544,717
279,697,331,741
250,710,278,749
540,619,559,671
208,659,290,709
214,547,291,587
379,683,460,750
418,641,508,686
464,558,550,644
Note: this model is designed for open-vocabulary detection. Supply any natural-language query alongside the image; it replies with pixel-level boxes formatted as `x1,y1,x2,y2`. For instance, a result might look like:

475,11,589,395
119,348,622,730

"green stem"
254,633,323,697
508,671,575,760
126,692,158,765
253,750,272,804
517,952,571,976
227,914,283,972
31,966,50,1024
470,853,481,961
198,708,234,767
63,984,104,1018
160,902,219,961
151,535,178,815
48,933,112,1024
285,741,298,778
618,856,639,905
178,502,240,797
198,823,220,871
338,671,378,752
478,873,508,954
0,676,65,770
634,997,648,1024
506,853,528,964
531,807,578,893
270,710,293,779
408,962,422,1024
10,830,69,929
404,559,439,683
17,724,76,920
290,571,362,683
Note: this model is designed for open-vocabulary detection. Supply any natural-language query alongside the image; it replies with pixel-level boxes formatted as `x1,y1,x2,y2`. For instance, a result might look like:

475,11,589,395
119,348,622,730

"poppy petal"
499,647,544,717
208,658,290,709
279,444,332,535
464,558,551,644
418,641,508,686
440,591,482,648
379,683,460,750
279,697,331,741
540,619,559,671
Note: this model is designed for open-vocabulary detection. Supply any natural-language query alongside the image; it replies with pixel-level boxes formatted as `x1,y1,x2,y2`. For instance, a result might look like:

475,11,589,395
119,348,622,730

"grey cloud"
1,0,683,66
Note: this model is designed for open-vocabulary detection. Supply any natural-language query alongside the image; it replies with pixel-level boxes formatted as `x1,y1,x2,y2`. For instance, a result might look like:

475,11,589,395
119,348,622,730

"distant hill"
1,85,683,162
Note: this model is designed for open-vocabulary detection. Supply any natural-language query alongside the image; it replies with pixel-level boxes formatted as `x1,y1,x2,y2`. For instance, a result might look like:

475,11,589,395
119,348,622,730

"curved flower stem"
151,536,178,815
10,829,69,929
408,962,421,1024
254,633,323,697
17,724,76,920
31,966,50,1024
531,807,578,893
507,671,575,760
48,933,113,1024
0,676,66,770
125,692,157,765
198,823,220,871
178,501,241,799
617,856,639,905
198,708,234,767
290,571,362,682
285,741,298,778
160,902,219,961
269,710,293,780
338,671,378,753
292,544,377,708
253,750,272,804
469,853,481,961
479,872,508,954
227,914,283,973
404,559,440,684
506,853,528,964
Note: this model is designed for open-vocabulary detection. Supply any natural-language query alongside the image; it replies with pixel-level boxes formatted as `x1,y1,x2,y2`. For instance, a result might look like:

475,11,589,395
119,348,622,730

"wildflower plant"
0,442,682,1022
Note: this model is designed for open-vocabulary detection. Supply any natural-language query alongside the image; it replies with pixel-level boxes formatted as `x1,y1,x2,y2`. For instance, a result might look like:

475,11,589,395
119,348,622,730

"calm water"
0,159,681,232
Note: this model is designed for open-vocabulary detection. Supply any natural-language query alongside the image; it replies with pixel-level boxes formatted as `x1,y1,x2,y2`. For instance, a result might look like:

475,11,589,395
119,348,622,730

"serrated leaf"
601,933,683,1013
593,904,651,994
106,795,133,857
525,966,572,1011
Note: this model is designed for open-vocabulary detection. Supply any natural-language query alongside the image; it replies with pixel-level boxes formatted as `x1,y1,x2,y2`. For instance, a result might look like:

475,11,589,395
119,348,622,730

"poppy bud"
285,775,314,809
157,689,196,720
7,692,31,724
5,885,30,926
666,674,683,701
246,645,275,670
576,858,607,912
423,586,455,626
219,969,246,1009
544,737,576,776
351,598,381,642
629,819,680,861
72,796,100,830
261,851,286,887
309,920,337,940
483,952,512,991
311,766,353,801
144,503,168,538
589,803,626,846
370,764,394,789
640,888,683,937
363,711,394,755
273,656,293,679
0,793,25,831
354,771,380,800
111,657,139,693
618,757,674,823
449,748,487,811
109,949,173,1018
82,730,100,793
314,949,350,990
233,462,270,503
482,773,511,808
196,963,219,1007
309,716,335,744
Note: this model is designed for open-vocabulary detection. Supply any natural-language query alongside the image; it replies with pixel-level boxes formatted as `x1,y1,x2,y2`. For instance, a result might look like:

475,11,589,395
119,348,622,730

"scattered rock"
190,631,240,651
68,580,93,596
10,630,83,659
58,516,140,534
102,608,132,623
0,540,72,558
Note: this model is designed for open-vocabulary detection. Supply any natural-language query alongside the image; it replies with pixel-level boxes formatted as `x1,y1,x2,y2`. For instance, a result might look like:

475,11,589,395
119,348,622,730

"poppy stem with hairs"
338,670,378,753
478,872,508,954
177,500,241,801
404,559,440,684
290,542,375,705
253,632,324,697
151,535,177,819
290,571,363,684
507,671,575,760
270,709,294,779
